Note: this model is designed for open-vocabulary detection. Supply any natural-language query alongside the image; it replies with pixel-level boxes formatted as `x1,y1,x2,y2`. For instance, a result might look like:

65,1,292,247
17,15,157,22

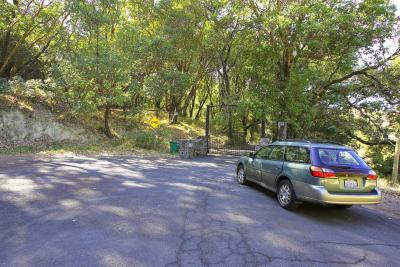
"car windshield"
316,148,368,168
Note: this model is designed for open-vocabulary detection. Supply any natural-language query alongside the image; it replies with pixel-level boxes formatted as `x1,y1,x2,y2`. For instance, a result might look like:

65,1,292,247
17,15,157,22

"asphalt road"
0,154,399,267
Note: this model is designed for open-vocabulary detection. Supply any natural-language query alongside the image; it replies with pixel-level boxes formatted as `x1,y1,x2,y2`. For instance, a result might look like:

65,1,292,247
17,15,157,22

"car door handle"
275,167,280,170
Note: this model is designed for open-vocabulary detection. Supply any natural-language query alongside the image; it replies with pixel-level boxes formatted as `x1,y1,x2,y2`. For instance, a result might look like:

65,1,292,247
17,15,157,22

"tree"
0,0,66,79
245,0,398,139
57,0,131,137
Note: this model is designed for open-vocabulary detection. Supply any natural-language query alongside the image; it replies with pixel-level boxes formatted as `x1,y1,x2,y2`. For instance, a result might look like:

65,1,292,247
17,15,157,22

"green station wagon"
236,140,381,209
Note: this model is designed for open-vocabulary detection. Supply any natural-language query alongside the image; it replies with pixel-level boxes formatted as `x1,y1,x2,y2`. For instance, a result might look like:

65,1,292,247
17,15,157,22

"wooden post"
392,137,400,184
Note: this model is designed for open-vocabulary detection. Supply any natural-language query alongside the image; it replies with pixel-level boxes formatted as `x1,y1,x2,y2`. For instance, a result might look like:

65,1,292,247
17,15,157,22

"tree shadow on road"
0,154,399,266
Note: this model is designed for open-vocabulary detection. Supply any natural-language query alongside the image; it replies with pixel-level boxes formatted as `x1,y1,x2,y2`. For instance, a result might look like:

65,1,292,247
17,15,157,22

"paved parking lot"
0,154,399,266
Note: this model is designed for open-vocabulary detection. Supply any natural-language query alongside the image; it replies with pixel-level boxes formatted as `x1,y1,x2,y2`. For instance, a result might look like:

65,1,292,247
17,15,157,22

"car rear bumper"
299,185,381,205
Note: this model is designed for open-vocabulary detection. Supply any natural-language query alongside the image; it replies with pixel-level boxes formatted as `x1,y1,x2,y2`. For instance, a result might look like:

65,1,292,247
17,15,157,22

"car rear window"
316,148,367,168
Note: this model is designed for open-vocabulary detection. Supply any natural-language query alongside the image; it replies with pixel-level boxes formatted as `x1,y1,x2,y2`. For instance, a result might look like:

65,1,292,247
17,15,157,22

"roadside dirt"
363,192,400,221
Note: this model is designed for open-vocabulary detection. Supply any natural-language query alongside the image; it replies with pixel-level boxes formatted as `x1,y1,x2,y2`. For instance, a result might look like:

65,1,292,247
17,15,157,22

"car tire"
277,180,298,210
334,205,353,209
236,165,247,185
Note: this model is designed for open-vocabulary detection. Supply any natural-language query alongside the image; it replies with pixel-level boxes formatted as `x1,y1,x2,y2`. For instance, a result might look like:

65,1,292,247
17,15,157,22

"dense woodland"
0,0,399,176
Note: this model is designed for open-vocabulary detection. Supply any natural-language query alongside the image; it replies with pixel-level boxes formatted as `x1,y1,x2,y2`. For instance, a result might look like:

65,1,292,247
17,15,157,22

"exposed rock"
0,107,95,148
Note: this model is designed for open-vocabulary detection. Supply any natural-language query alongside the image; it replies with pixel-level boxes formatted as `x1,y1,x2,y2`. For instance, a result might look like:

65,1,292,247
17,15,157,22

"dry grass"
0,94,34,112
378,178,400,196
0,139,176,158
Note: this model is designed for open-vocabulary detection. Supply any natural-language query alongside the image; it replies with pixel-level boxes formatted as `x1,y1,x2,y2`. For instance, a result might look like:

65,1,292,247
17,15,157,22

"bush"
366,145,395,177
4,76,57,101
134,127,171,151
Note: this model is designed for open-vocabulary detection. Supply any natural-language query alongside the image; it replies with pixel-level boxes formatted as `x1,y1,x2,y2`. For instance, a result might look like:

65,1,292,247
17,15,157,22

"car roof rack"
278,139,344,146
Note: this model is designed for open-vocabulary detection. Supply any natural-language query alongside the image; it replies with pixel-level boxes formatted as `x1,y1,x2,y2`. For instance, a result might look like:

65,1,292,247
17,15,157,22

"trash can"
170,141,180,153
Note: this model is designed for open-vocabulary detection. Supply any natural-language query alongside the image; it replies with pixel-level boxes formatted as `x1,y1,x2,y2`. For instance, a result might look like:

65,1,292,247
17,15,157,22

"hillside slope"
0,94,205,154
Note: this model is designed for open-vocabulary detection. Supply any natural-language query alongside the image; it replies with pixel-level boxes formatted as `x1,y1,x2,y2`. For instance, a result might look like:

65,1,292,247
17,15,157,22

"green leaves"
1,0,398,164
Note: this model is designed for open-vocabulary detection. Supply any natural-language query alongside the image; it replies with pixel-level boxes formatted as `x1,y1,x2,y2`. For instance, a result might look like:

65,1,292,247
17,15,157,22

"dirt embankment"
0,97,96,149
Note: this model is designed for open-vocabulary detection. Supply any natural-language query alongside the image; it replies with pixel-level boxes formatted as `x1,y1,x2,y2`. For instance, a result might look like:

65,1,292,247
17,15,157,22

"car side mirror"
249,152,254,158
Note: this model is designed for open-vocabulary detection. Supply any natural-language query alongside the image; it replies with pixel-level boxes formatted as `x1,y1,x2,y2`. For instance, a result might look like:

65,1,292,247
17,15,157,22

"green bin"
170,141,180,153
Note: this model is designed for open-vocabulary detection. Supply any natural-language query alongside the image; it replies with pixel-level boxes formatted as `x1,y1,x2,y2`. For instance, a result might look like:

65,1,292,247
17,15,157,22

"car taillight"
310,166,336,178
366,170,378,180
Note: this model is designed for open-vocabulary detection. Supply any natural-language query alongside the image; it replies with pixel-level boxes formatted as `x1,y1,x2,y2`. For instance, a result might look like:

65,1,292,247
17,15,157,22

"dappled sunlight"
306,241,368,264
74,188,102,198
0,177,41,193
59,199,81,209
262,232,307,254
141,218,170,237
121,180,155,188
77,176,101,182
97,205,132,217
227,211,255,225
0,178,49,210
99,250,141,267
0,154,399,266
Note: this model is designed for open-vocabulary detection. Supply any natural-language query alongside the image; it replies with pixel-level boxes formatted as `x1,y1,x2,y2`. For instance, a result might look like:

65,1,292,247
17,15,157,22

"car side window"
286,146,310,163
255,146,273,159
268,146,285,161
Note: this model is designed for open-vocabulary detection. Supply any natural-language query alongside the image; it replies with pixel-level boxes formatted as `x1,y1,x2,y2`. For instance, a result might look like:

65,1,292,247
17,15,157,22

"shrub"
134,127,172,151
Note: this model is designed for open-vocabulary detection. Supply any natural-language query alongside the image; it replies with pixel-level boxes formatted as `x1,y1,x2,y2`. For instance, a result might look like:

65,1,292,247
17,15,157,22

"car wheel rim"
278,184,291,206
237,169,244,183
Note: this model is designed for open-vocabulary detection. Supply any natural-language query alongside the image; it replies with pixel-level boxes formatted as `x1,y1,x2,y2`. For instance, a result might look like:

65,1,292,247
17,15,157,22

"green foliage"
134,127,172,150
0,0,65,79
0,78,8,93
367,145,395,176
0,0,399,173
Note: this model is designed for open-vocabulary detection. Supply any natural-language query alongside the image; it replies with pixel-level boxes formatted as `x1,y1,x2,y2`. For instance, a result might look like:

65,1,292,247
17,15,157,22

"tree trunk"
227,109,233,139
189,90,196,118
122,105,128,122
181,85,197,118
195,97,206,120
155,99,161,109
195,80,212,120
250,124,256,143
169,103,178,124
392,137,400,184
242,115,248,140
104,106,113,138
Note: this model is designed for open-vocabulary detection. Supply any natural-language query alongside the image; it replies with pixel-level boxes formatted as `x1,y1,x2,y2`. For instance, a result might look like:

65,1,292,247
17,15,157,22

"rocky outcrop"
0,107,95,148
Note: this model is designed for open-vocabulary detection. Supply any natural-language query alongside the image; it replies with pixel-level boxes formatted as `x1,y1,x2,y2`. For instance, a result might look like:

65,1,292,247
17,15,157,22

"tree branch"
323,47,400,89
348,132,395,146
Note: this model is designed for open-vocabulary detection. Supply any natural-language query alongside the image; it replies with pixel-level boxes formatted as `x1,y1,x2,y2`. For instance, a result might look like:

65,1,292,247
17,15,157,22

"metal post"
392,137,400,184
205,105,211,153
261,120,266,138
277,121,288,140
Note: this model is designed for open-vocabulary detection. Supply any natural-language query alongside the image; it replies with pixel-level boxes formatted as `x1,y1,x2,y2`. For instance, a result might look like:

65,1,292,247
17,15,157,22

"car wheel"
237,165,247,185
277,180,298,210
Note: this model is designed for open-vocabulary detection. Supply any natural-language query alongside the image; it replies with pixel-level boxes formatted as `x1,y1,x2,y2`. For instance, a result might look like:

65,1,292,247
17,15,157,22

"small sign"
149,116,160,129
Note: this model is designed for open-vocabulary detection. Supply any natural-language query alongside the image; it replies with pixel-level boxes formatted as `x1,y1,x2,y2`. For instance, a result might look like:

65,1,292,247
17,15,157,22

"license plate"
344,179,358,189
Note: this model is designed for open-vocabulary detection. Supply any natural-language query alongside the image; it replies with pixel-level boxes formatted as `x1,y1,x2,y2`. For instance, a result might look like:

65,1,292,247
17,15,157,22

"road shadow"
0,154,399,266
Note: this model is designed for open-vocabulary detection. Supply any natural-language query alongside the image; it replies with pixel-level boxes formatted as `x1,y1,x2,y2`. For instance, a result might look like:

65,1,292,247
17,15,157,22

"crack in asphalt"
165,182,371,266
1,156,399,266
305,240,400,248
